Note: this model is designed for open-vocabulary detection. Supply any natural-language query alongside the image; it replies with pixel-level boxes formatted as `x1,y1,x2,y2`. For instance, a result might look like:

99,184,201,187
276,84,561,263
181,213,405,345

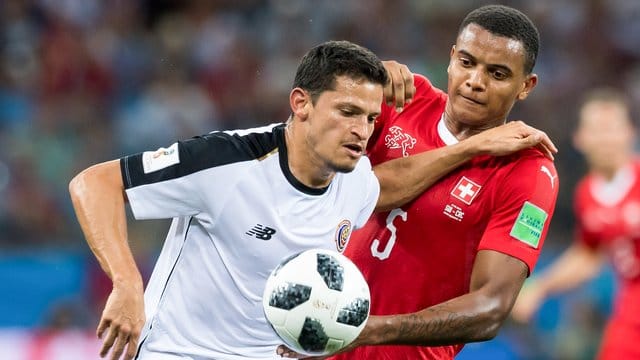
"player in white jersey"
69,40,556,360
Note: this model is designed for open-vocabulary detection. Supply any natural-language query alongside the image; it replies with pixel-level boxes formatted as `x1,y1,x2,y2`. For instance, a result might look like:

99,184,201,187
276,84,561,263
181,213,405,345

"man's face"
446,23,536,128
304,75,382,173
574,101,634,172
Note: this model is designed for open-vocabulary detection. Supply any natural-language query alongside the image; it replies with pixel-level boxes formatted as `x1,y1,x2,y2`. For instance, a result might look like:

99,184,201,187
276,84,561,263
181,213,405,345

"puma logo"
540,165,557,189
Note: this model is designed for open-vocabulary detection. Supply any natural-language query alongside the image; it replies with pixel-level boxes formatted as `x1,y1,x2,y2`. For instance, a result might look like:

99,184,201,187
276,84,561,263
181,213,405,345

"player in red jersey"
511,88,640,359
278,5,558,359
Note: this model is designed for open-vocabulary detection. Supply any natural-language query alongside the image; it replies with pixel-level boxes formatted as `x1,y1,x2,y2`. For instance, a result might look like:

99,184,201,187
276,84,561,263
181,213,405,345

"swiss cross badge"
451,177,482,205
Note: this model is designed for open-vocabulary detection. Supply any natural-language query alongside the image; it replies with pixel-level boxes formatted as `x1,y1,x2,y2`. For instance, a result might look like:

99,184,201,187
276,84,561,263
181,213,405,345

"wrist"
447,139,478,164
112,273,144,290
360,315,397,346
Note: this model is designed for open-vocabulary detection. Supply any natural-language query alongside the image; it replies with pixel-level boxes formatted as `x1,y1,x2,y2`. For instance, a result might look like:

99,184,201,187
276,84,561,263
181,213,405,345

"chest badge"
335,220,352,252
384,126,416,157
451,176,482,205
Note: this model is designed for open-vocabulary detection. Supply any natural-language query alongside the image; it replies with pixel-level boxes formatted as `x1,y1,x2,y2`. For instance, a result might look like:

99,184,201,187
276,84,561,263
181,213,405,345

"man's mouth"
461,94,484,105
344,143,363,156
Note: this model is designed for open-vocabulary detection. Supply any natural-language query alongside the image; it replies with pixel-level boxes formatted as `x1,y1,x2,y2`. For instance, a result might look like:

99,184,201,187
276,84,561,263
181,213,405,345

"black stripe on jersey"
134,217,193,359
121,124,285,189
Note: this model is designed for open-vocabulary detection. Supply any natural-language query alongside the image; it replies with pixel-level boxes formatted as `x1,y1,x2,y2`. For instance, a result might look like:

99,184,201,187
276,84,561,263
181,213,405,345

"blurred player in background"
512,88,640,359
69,39,553,360
277,5,559,360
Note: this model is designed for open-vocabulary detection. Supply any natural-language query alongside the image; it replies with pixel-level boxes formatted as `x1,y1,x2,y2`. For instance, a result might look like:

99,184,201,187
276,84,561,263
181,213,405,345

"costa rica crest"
335,220,352,252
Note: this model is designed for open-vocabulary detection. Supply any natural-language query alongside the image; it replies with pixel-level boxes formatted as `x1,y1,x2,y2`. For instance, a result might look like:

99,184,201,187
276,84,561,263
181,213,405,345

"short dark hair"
293,40,388,103
581,87,629,109
459,5,539,74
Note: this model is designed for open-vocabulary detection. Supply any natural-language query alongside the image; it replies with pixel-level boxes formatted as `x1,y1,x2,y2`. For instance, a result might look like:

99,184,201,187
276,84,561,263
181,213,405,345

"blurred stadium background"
0,0,637,358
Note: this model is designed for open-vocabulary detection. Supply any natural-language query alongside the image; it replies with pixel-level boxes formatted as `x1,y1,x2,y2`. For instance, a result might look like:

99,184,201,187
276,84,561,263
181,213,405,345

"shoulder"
496,149,558,194
181,123,283,166
413,74,446,101
512,148,557,178
121,123,284,189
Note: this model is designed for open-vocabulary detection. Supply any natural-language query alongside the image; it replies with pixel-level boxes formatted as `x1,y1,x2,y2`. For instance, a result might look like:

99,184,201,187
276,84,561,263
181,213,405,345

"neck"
442,109,506,141
594,158,630,182
284,121,334,188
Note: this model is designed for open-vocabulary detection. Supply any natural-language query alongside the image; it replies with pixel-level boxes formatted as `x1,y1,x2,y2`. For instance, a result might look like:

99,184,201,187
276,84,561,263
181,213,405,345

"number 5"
370,208,407,260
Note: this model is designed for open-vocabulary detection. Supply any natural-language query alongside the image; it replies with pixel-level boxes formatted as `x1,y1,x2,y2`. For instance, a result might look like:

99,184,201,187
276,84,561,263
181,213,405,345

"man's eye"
460,58,472,67
493,71,507,80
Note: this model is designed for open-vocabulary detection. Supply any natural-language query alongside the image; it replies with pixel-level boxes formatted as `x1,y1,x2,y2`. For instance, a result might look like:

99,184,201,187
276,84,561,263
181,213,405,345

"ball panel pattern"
316,253,344,291
269,283,312,310
298,317,329,352
337,298,370,326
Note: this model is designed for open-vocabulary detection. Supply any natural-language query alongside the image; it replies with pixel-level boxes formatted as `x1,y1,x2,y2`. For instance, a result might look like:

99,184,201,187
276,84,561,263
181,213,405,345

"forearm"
374,141,476,211
69,161,143,286
533,245,603,297
360,292,506,347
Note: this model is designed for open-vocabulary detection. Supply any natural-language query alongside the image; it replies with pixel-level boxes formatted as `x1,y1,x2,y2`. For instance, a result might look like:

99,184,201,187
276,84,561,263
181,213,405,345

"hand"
275,322,371,358
511,282,546,323
97,281,145,360
275,345,329,359
275,340,361,359
467,121,558,160
382,60,415,112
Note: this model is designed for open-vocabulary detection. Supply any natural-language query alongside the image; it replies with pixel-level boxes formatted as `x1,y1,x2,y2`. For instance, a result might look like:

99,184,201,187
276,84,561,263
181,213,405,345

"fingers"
510,121,557,160
97,318,109,339
400,66,416,104
536,143,555,161
382,60,415,111
98,321,139,360
100,324,119,358
109,330,128,360
125,334,140,360
539,133,557,154
276,345,309,358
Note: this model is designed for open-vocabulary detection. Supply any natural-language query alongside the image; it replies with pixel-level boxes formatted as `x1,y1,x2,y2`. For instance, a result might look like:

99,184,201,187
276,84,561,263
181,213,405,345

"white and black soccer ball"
262,249,370,356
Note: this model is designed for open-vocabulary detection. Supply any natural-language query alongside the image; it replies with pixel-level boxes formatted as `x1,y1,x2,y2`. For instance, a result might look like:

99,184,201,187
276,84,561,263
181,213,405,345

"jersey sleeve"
120,132,255,220
478,154,559,274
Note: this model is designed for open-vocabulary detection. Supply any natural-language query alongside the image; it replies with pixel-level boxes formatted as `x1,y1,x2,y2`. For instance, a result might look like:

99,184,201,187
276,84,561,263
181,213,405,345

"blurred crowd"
1,0,639,359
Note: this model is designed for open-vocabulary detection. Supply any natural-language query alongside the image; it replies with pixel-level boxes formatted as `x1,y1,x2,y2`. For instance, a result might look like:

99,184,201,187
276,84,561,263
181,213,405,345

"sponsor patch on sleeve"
142,143,180,174
510,201,548,248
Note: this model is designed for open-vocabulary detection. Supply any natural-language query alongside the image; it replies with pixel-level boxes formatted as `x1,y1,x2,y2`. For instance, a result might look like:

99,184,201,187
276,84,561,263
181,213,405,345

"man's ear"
447,45,456,74
290,88,311,121
517,73,538,100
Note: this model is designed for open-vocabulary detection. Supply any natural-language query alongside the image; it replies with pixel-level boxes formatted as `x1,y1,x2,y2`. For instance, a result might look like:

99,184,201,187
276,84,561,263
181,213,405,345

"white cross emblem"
451,177,481,205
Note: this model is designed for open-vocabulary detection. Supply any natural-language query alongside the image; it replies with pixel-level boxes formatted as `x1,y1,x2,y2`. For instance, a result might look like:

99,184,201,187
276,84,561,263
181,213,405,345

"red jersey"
334,75,558,359
574,161,640,359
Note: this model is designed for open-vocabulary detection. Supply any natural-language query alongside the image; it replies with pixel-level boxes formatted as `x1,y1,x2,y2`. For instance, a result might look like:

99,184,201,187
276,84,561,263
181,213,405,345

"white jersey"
120,123,380,359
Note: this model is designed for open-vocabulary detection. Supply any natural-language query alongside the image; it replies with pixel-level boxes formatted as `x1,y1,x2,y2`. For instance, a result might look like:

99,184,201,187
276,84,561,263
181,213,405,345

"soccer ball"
262,249,370,356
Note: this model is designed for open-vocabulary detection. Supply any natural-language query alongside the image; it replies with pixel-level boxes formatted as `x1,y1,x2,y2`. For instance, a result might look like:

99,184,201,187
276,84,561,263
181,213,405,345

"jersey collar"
437,113,459,145
276,125,330,196
590,163,636,206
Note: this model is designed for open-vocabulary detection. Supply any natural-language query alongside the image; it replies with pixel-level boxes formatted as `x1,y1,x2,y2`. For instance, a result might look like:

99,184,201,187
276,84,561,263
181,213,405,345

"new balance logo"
246,224,277,240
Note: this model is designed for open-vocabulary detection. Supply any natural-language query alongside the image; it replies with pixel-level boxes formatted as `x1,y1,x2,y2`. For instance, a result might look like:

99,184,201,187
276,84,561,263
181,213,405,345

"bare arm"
276,250,528,358
355,250,527,346
511,242,604,323
69,160,145,360
374,121,558,211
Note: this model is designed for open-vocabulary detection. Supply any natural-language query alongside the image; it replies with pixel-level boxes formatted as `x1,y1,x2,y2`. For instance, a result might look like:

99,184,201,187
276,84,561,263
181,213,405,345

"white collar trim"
437,113,459,145
590,164,636,206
